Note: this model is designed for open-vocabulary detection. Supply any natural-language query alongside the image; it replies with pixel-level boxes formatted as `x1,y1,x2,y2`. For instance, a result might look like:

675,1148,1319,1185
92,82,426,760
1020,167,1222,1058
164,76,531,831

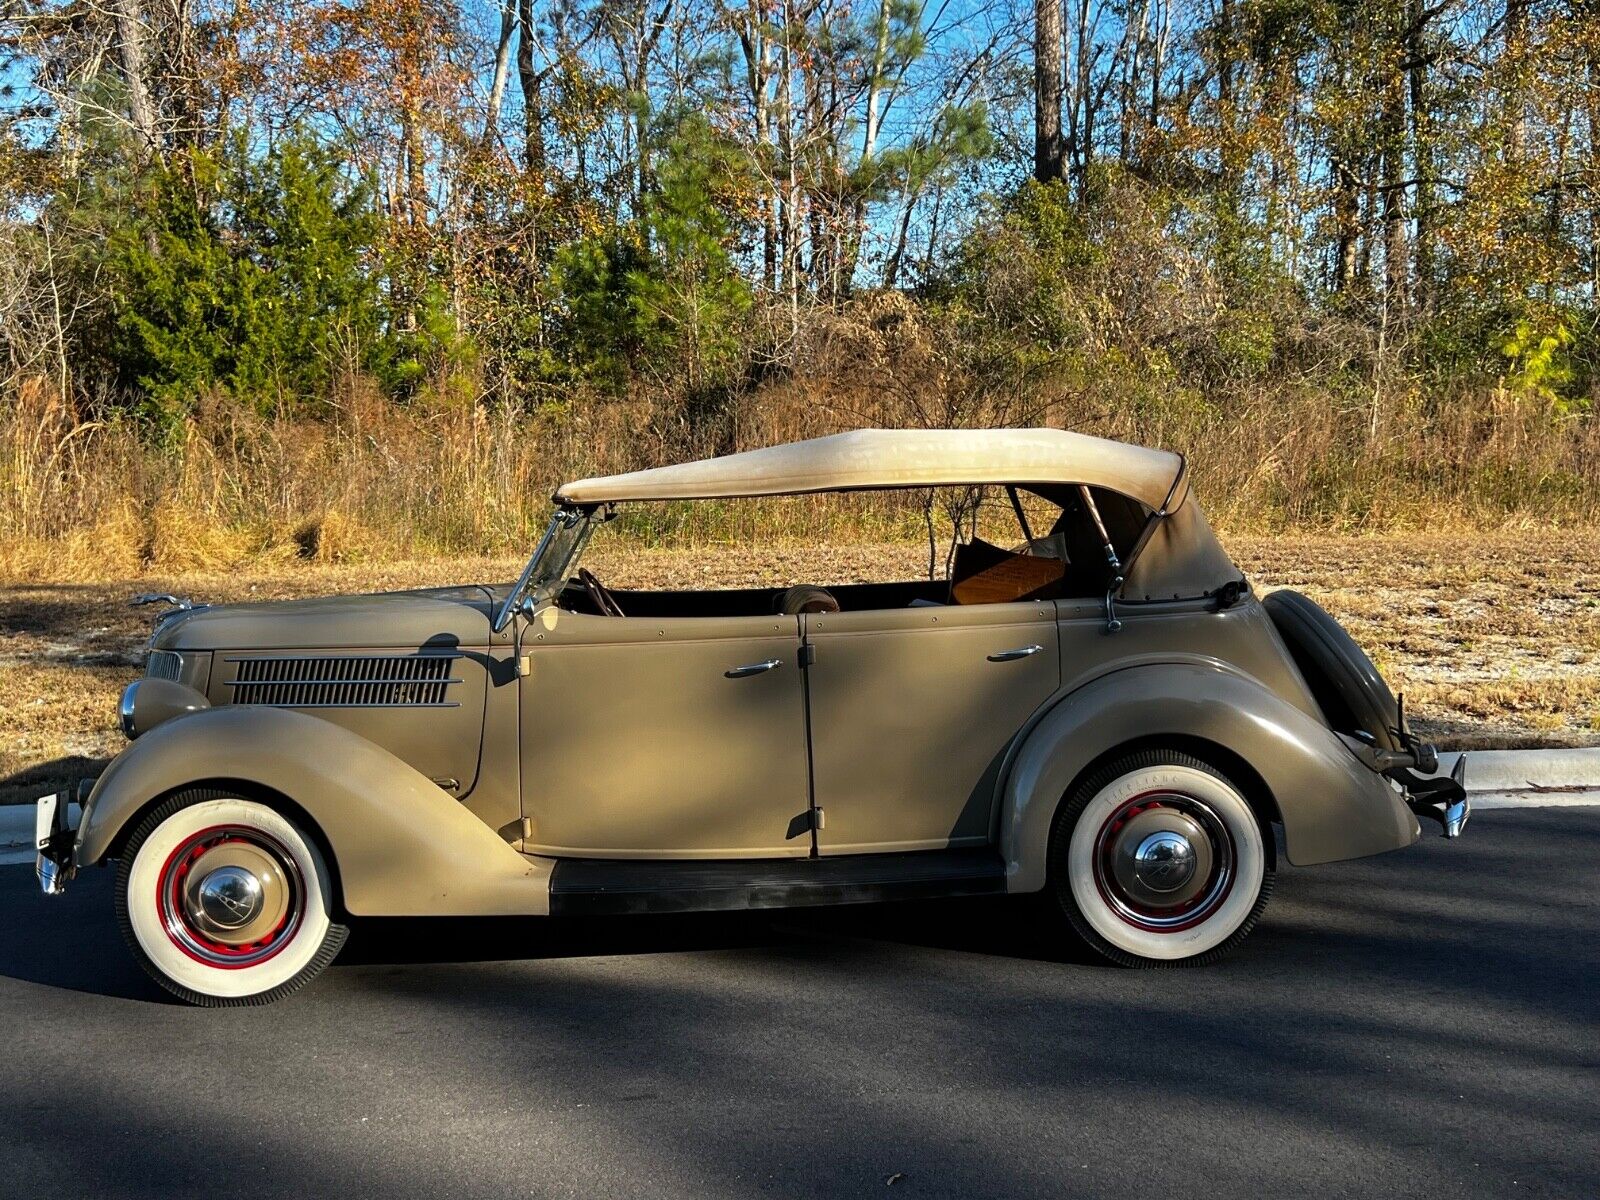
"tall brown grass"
3,361,1597,582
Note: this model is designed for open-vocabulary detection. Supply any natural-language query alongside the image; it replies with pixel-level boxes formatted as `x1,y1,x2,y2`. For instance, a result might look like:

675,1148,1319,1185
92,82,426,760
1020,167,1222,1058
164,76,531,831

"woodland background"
2,0,1599,573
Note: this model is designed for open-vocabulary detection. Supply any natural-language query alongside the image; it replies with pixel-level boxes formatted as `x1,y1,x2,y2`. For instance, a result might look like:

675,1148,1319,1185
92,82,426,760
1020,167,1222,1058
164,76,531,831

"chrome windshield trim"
493,506,587,633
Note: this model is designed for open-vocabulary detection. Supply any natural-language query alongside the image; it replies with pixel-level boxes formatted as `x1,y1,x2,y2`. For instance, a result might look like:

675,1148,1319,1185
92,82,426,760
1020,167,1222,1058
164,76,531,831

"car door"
518,608,812,858
803,601,1059,855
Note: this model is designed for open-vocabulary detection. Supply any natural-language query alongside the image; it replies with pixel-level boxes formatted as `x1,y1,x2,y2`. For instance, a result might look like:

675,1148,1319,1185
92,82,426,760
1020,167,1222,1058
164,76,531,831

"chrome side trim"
227,676,464,688
221,653,464,664
221,701,463,710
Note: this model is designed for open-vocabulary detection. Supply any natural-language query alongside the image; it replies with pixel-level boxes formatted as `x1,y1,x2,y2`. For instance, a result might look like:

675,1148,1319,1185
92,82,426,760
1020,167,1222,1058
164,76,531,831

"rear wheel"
1048,750,1274,966
115,789,347,1006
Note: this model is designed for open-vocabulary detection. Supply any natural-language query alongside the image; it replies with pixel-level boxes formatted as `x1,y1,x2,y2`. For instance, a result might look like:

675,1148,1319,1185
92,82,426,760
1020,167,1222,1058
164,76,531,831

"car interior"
554,484,1151,618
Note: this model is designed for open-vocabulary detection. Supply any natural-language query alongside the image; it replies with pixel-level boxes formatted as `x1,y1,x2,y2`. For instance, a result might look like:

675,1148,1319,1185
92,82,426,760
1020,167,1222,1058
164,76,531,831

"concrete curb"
0,802,82,866
1433,747,1600,793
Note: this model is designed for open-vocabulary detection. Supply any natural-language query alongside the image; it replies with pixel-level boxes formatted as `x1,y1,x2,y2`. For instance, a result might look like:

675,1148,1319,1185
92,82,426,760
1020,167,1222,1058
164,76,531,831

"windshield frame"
492,506,596,632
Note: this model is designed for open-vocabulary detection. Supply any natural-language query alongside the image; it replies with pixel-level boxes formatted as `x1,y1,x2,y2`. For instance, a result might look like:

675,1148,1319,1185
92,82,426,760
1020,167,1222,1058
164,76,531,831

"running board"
547,849,1007,917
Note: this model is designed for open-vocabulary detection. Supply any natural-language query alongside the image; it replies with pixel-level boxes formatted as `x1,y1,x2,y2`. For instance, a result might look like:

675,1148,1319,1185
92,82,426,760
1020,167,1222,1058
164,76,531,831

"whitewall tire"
115,789,347,1006
1048,751,1274,967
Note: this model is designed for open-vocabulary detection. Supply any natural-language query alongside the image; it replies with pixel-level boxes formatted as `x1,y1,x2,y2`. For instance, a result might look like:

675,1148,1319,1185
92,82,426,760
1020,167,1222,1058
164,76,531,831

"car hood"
150,586,500,652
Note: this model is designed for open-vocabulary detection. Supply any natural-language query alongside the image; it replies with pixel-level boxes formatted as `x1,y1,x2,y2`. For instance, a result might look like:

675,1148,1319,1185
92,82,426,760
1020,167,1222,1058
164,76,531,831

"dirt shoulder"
2,532,1595,804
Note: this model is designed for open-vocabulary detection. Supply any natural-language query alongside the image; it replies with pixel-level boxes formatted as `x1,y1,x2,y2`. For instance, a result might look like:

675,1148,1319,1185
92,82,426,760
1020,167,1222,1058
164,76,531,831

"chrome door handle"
987,644,1043,662
725,658,782,678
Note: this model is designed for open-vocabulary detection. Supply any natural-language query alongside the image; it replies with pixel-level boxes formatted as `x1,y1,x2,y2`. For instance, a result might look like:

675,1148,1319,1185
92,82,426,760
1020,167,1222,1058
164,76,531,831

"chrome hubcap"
1095,793,1234,931
194,866,264,930
160,827,303,965
1131,832,1196,894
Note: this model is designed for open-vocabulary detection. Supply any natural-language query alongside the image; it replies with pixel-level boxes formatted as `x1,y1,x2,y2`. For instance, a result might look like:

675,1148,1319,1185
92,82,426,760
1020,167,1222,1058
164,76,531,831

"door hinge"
799,643,816,668
810,807,825,830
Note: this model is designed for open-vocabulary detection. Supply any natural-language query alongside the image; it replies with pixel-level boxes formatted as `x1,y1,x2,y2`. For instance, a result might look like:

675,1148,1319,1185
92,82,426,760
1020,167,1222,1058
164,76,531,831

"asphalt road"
1,807,1596,1200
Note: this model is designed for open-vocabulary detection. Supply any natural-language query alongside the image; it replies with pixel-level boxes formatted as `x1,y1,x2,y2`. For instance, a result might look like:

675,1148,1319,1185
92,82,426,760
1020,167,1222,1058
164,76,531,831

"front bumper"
34,785,84,896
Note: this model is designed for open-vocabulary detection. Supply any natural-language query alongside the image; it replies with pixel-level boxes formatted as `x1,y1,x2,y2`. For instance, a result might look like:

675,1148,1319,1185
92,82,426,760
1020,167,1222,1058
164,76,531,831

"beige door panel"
804,602,1059,855
519,610,810,858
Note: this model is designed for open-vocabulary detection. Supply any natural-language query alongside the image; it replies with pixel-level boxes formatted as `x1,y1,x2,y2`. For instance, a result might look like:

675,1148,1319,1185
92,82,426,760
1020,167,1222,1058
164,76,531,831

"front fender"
76,706,550,917
1001,661,1419,892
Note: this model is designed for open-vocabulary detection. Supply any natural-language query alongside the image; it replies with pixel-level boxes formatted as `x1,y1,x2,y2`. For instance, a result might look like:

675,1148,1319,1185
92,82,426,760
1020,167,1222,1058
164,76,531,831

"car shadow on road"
338,893,1097,970
1,811,1596,1200
0,866,1090,1007
0,869,165,1002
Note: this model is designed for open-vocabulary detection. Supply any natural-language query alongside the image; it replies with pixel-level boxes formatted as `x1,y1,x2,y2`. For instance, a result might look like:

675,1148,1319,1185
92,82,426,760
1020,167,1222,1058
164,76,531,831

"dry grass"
4,354,1599,581
2,531,1595,805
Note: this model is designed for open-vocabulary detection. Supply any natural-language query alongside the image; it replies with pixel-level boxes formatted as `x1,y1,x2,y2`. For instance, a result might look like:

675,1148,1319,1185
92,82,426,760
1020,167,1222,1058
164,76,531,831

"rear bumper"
1393,753,1471,838
1338,735,1470,840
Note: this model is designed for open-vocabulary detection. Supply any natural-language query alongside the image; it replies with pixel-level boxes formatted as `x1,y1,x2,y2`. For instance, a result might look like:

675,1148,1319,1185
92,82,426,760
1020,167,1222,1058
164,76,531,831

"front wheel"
1048,751,1274,967
115,789,347,1006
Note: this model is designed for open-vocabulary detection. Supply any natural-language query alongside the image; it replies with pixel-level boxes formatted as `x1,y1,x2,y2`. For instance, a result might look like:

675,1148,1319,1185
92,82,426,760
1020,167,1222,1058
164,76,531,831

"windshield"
493,507,596,631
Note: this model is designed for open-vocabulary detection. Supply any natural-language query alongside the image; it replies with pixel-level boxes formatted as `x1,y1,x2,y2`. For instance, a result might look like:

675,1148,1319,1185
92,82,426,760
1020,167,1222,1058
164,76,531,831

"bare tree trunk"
1070,0,1091,193
1588,20,1600,304
1331,42,1359,295
1118,0,1150,163
1407,0,1433,311
736,0,779,290
778,0,802,333
1034,0,1064,182
397,0,429,229
402,105,427,226
516,0,546,172
1357,157,1376,285
861,0,891,164
1333,149,1360,293
113,0,160,154
1149,0,1168,131
1381,34,1408,312
1505,0,1528,162
884,187,917,288
1549,97,1575,302
167,0,204,148
485,0,517,145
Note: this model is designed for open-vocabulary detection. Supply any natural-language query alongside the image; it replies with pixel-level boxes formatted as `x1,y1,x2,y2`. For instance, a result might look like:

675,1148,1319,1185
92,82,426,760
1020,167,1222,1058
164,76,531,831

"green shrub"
102,135,403,421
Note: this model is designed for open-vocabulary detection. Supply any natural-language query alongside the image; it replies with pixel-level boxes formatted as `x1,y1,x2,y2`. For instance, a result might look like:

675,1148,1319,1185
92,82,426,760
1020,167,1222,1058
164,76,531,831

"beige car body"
71,428,1422,918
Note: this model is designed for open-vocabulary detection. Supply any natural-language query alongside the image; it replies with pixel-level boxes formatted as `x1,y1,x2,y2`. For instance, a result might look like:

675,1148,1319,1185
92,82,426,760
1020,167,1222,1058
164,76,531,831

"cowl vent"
225,654,461,708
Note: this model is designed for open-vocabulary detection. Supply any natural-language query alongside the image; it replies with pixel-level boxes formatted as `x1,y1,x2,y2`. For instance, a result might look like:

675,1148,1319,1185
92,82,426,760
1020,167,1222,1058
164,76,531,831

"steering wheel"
577,567,626,617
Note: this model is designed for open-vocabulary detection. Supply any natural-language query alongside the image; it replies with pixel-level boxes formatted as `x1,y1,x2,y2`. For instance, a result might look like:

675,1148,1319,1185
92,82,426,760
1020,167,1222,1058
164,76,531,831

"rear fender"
76,706,550,917
1001,660,1419,892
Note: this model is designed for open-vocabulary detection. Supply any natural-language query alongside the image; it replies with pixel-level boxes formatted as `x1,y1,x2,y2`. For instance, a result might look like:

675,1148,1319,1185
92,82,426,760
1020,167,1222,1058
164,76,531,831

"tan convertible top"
555,428,1188,512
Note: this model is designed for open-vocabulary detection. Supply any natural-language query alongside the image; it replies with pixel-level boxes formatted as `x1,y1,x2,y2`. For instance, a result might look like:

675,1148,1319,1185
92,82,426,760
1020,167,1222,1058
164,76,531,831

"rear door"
803,602,1059,855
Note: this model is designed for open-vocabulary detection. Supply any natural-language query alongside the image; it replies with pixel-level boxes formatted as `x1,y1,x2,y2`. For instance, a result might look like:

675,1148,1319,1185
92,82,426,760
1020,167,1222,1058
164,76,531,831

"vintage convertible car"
35,428,1469,1005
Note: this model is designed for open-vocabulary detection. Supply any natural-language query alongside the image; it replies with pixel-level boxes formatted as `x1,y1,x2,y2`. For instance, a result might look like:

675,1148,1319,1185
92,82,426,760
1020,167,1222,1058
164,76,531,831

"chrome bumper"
1395,753,1471,839
34,791,78,896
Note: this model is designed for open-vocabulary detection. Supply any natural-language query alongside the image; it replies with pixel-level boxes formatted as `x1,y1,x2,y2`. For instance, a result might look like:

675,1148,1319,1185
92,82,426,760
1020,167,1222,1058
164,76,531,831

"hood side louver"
225,654,462,708
146,650,183,681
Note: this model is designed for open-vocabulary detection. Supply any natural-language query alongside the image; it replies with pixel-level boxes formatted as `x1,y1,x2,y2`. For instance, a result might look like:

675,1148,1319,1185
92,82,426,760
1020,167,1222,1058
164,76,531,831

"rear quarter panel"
996,598,1418,889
